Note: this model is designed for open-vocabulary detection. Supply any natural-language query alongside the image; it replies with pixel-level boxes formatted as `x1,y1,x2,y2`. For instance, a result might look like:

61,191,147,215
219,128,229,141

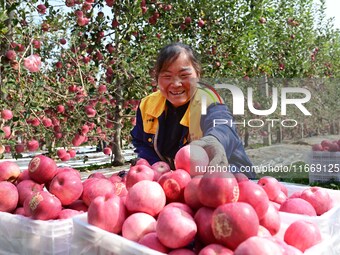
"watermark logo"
201,84,311,116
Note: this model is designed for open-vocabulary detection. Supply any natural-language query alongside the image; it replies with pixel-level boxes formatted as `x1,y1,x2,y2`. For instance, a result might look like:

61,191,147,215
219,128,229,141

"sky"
324,0,340,28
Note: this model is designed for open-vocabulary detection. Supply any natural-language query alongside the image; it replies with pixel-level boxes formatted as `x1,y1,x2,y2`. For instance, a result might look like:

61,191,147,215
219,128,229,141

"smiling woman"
130,42,255,178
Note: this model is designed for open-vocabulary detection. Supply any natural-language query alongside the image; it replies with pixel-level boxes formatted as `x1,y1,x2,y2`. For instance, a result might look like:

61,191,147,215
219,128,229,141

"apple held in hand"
284,220,322,252
49,170,83,206
174,144,209,176
88,193,127,234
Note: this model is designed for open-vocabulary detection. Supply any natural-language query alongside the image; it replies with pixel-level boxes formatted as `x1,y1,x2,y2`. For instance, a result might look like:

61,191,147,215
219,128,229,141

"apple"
1,109,13,120
103,147,112,155
16,169,31,183
272,191,287,205
300,186,333,215
125,164,154,189
88,193,127,234
257,176,281,201
49,170,83,206
138,232,169,253
15,144,25,153
211,202,259,250
174,144,209,176
284,220,322,252
163,202,194,217
169,249,196,255
198,244,233,255
156,206,197,249
58,208,83,219
134,158,152,167
28,155,58,184
312,144,323,151
158,169,191,203
67,199,88,212
197,171,239,208
0,181,19,212
26,139,39,151
88,172,107,179
194,207,220,245
151,161,171,181
122,212,156,242
82,178,115,206
125,180,166,217
0,161,21,182
234,236,283,255
184,175,203,210
237,180,269,220
5,50,16,61
2,126,11,139
279,198,317,216
259,203,281,235
23,190,62,220
16,179,44,206
233,172,249,183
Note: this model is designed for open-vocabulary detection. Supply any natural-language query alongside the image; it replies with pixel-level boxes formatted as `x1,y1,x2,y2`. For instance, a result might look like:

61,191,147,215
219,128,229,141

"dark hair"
154,42,202,81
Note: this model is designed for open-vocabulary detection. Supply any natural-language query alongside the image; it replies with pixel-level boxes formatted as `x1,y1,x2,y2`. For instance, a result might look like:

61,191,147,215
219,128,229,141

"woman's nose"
172,77,182,86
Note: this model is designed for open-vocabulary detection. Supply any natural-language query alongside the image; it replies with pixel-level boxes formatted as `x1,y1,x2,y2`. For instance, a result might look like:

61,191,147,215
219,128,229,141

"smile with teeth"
170,91,185,95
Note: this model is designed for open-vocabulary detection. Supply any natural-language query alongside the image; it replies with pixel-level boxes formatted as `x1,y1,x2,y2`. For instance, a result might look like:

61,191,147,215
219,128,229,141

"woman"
130,42,254,178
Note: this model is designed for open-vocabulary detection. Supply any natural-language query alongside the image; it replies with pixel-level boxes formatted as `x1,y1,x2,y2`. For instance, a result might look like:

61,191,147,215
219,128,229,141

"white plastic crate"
277,182,340,255
306,151,340,183
0,212,75,255
71,214,166,255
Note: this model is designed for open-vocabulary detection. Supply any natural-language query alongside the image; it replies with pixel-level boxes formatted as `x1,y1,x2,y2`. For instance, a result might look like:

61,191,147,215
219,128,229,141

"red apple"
16,179,44,206
138,232,169,253
174,144,209,176
163,202,194,217
26,139,39,152
88,193,127,234
125,164,154,189
23,190,62,220
198,244,233,255
279,198,317,216
234,236,283,255
0,161,21,182
49,170,83,206
284,220,322,252
125,180,166,217
156,206,197,249
158,169,191,203
28,155,58,184
194,207,220,245
134,158,152,167
122,212,156,242
16,169,31,183
1,109,13,120
151,161,171,181
312,144,323,151
259,203,281,235
237,180,269,220
300,186,333,215
82,178,115,206
211,202,259,250
67,199,88,212
184,175,203,210
198,171,239,208
58,208,83,219
0,181,19,212
169,249,196,255
257,176,281,201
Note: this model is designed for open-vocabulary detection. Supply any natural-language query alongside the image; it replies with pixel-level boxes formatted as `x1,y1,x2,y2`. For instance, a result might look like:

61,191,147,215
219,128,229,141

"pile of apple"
312,139,340,152
0,155,90,220
84,144,334,255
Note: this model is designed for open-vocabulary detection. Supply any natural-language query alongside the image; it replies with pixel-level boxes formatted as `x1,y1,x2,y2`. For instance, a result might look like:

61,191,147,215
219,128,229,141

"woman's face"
157,52,199,107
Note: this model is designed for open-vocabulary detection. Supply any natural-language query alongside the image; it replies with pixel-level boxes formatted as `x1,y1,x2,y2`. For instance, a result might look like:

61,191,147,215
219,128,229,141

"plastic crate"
71,214,166,255
277,182,340,255
306,151,340,183
0,212,75,255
